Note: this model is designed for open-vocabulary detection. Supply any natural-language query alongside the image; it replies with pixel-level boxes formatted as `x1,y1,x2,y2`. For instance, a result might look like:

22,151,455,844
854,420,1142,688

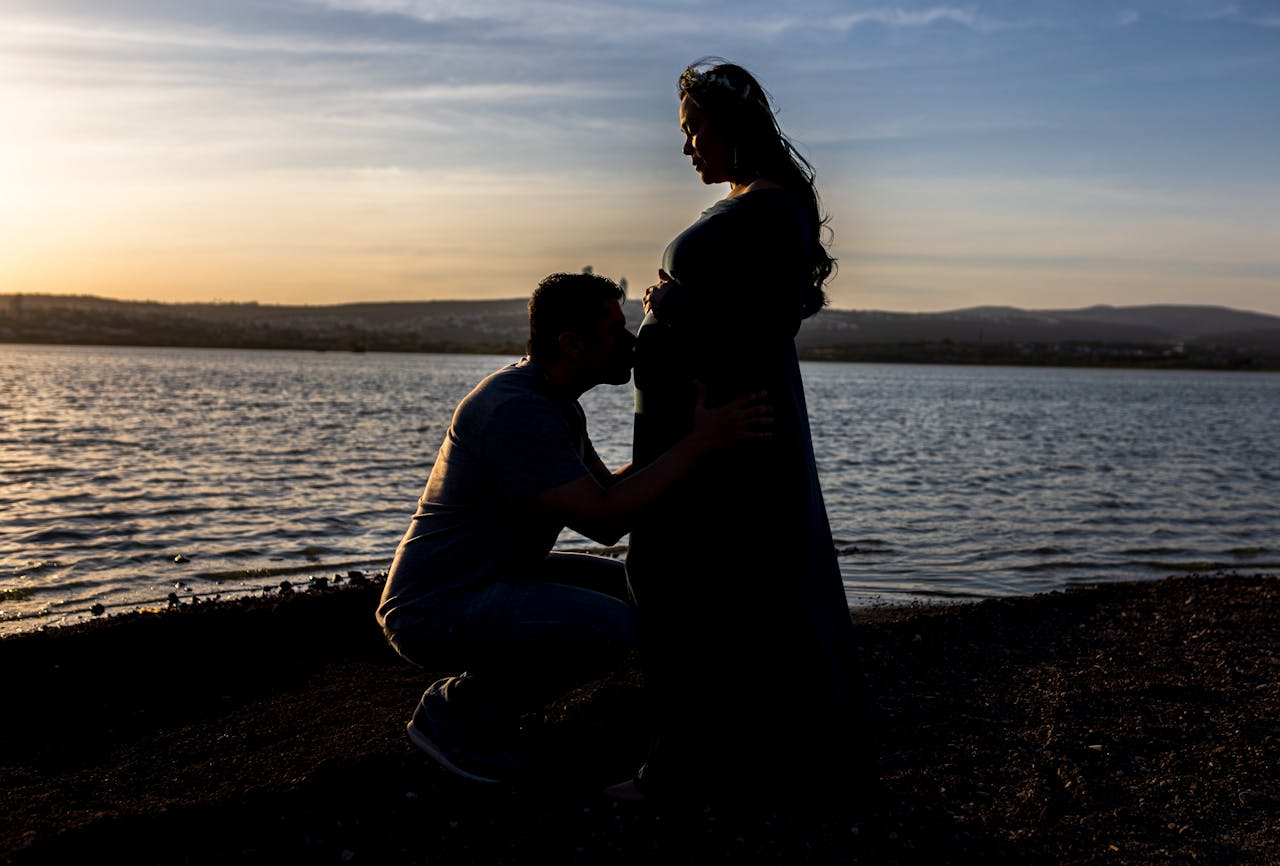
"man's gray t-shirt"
376,359,598,635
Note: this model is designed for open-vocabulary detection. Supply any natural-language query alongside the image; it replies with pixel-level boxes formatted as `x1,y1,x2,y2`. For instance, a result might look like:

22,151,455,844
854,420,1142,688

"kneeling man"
376,271,768,784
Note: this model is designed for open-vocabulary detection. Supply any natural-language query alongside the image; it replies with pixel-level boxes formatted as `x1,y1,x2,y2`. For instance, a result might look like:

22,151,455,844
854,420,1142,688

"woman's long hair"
678,57,836,318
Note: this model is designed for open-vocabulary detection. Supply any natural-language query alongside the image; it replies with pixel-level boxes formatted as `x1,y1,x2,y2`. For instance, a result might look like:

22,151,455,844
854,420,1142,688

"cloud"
303,0,697,42
306,0,481,19
0,19,419,85
829,6,981,31
1175,0,1280,26
370,80,611,105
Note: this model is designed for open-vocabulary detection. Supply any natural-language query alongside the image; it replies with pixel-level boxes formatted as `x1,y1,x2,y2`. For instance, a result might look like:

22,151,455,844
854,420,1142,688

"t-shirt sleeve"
477,392,591,502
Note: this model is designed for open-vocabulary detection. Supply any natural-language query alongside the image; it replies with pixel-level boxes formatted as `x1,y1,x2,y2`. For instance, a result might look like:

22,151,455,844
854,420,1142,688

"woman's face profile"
679,94,731,186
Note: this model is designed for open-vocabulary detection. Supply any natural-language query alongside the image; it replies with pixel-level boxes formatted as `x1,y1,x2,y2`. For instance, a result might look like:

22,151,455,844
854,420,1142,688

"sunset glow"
2,1,1277,313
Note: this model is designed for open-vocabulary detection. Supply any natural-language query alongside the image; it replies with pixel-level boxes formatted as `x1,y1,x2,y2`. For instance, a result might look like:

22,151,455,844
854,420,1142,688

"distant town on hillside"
3,293,1279,370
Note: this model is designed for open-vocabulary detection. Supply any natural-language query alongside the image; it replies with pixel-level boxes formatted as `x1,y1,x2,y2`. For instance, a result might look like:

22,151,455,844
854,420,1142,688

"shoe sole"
405,721,502,785
603,778,649,803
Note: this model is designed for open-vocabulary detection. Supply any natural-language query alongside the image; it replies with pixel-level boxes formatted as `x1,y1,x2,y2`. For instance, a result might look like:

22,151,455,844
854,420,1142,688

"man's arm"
584,449,627,488
535,386,770,545
585,450,639,490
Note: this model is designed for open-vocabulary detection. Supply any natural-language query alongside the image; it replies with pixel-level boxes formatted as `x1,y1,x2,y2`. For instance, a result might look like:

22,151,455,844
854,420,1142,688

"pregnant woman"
615,58,873,806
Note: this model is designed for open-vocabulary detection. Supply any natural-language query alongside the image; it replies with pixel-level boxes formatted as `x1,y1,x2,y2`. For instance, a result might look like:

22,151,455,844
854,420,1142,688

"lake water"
2,343,1278,636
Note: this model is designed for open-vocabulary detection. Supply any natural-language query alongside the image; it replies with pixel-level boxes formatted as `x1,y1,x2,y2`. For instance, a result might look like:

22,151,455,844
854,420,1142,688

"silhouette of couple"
376,58,871,808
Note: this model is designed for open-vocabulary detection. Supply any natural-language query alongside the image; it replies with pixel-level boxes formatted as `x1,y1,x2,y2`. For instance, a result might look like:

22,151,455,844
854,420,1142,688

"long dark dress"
626,188,867,800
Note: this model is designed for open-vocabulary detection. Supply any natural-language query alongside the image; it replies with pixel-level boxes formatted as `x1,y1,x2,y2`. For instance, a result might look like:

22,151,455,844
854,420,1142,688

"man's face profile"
580,299,635,387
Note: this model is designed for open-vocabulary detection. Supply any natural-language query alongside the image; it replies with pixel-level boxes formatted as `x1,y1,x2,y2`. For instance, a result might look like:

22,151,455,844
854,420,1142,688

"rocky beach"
2,573,1277,865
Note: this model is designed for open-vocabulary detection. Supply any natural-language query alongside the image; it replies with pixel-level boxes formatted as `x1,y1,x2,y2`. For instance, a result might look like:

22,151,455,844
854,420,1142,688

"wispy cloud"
830,6,982,31
1175,0,1280,26
304,0,697,41
370,81,612,105
1,18,415,56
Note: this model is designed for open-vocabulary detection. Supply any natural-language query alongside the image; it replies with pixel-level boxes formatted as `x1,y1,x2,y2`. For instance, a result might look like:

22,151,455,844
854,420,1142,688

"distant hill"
0,294,534,355
796,303,1280,347
3,293,1278,369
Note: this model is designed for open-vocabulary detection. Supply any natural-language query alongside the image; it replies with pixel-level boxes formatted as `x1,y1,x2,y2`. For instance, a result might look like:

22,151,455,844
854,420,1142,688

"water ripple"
3,345,1279,633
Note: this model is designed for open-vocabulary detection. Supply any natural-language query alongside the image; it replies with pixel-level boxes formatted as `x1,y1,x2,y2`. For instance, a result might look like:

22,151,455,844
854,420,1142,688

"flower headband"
679,66,754,103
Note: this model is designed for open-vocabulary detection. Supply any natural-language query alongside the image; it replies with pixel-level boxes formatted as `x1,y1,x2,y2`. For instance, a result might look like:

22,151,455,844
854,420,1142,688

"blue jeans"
385,552,637,733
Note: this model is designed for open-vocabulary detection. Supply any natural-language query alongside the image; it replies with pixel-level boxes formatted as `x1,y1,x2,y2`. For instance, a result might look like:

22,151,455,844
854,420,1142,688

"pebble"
1238,790,1271,807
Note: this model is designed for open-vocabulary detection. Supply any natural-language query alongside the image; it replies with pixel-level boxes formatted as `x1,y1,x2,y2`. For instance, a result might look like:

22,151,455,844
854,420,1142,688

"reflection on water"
2,344,1278,634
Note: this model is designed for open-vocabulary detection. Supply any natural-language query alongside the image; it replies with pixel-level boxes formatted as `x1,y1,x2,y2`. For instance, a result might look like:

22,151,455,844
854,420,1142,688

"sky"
2,1,1277,315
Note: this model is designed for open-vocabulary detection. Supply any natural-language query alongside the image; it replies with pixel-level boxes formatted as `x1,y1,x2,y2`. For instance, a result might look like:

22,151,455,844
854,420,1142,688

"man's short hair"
527,272,626,360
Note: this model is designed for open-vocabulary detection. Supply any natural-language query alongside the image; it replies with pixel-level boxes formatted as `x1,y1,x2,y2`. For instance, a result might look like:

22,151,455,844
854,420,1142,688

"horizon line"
3,291,1278,321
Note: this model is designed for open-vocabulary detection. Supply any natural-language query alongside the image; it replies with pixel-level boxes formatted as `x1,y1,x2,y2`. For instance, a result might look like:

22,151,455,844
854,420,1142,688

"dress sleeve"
657,191,809,341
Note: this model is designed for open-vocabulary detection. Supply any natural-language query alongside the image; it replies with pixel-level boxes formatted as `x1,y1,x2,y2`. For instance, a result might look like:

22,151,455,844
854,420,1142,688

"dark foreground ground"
2,573,1277,865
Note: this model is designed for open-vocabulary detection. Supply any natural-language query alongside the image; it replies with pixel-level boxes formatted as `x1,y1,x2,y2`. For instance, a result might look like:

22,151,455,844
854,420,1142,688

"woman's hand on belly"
643,269,679,317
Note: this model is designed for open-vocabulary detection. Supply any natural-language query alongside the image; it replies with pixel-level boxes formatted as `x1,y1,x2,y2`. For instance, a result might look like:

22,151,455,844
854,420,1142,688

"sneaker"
602,777,648,803
406,699,528,785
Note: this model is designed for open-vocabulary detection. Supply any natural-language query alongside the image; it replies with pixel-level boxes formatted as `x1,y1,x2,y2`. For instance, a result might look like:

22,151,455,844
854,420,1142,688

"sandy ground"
2,572,1277,865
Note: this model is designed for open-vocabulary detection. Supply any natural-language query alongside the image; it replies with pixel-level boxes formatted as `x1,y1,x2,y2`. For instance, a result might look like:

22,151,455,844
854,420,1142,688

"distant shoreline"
4,292,1278,371
4,337,1278,372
